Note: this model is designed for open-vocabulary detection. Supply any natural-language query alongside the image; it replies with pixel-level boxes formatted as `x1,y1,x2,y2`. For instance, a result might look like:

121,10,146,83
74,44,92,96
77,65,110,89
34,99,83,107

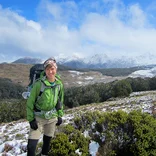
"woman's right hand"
29,119,38,130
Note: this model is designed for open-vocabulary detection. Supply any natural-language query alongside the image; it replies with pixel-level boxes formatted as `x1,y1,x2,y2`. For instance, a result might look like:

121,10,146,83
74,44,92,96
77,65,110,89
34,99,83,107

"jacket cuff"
57,110,64,117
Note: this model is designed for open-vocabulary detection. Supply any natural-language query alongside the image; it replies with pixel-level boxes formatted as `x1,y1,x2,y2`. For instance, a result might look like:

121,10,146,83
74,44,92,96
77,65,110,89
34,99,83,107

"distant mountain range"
9,53,156,69
57,53,156,69
12,57,43,64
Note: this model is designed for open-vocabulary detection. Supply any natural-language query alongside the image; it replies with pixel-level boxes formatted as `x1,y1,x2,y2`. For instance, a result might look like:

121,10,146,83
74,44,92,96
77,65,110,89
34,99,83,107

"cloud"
127,4,147,28
0,0,156,63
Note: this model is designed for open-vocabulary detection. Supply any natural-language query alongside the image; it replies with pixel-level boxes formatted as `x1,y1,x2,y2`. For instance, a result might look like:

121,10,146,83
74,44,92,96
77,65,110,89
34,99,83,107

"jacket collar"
41,76,60,86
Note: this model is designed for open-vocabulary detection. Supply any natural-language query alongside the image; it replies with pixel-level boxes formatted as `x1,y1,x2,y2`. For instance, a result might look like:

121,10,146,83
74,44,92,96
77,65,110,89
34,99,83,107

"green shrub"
73,110,156,156
0,78,25,99
127,77,150,92
94,110,156,156
49,125,90,156
0,99,26,122
74,111,102,131
149,77,156,90
111,80,132,97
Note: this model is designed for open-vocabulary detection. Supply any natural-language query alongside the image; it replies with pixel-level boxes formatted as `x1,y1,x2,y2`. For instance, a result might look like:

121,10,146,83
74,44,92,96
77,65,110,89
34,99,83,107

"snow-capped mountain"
11,53,156,69
55,53,137,68
56,53,87,68
133,53,156,66
56,53,150,69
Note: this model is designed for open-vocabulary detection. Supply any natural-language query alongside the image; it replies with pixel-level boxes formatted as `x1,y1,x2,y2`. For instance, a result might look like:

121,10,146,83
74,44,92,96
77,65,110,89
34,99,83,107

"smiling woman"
26,57,64,156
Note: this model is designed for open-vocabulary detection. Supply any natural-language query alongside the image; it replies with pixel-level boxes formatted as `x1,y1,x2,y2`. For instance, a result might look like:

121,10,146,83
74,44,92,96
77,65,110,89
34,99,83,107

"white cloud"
127,4,147,28
46,2,62,20
0,0,156,62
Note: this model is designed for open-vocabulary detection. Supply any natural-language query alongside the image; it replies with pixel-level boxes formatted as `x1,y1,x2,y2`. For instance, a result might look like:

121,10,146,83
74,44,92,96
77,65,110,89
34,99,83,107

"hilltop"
0,63,32,87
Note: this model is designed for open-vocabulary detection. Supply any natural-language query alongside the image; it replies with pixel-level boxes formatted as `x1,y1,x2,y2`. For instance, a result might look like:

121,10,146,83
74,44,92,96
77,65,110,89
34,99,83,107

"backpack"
22,64,61,99
29,64,45,87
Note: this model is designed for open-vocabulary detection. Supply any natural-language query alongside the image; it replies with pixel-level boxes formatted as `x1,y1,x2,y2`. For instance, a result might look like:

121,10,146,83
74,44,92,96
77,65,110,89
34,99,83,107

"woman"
26,57,64,156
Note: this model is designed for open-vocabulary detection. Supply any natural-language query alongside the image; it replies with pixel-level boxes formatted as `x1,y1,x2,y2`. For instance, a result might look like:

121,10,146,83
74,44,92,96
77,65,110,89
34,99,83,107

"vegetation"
91,66,145,76
111,79,132,97
73,110,156,156
64,77,156,108
41,110,156,156
71,66,148,76
0,99,26,122
1,76,156,110
49,125,90,156
0,78,25,99
1,64,156,155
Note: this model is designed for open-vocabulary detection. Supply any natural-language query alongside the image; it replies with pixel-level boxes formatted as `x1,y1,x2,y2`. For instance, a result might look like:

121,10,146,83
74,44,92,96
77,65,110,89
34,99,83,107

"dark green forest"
0,78,25,99
64,77,156,108
1,76,156,108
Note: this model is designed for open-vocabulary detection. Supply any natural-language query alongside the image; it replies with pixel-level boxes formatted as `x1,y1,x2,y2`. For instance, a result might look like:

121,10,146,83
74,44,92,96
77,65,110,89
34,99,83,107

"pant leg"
27,117,43,156
27,139,38,156
43,117,57,137
28,117,43,140
27,117,57,155
41,135,52,155
42,117,57,155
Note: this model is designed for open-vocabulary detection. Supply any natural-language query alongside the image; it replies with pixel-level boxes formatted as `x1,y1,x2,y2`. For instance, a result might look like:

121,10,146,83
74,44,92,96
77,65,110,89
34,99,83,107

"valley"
0,63,127,88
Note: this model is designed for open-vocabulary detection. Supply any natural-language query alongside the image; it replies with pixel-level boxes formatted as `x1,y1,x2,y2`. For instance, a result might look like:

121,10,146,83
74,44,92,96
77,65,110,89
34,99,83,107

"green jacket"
26,76,64,122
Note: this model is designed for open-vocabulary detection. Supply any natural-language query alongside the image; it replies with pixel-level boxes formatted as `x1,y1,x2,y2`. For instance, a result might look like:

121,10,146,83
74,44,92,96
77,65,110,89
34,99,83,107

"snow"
83,130,89,138
129,67,156,78
0,120,29,156
89,141,99,156
0,117,99,156
77,81,83,84
68,70,84,75
75,149,82,155
85,76,94,80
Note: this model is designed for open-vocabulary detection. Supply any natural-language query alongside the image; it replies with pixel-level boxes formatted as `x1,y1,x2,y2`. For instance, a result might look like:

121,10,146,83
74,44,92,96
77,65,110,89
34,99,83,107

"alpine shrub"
49,125,90,156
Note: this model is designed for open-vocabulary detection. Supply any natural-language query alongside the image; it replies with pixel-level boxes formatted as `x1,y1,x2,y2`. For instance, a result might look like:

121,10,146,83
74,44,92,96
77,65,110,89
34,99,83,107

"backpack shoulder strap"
35,79,47,102
35,78,61,102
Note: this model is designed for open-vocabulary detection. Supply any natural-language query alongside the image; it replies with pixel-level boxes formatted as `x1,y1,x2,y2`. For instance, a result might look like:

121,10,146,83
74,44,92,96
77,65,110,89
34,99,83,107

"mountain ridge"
9,53,156,69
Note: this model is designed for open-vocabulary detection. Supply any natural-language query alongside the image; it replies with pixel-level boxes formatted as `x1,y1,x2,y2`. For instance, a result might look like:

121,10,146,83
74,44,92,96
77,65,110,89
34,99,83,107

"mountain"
56,53,137,69
57,53,156,69
12,57,43,64
11,53,156,69
56,53,87,68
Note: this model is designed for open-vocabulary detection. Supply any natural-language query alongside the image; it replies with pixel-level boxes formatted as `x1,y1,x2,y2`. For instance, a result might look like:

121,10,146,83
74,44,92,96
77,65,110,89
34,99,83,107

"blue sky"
0,0,156,63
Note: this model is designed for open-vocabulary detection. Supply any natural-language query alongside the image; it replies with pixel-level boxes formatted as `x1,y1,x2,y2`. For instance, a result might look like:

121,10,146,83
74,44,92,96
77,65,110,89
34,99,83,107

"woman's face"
45,65,57,81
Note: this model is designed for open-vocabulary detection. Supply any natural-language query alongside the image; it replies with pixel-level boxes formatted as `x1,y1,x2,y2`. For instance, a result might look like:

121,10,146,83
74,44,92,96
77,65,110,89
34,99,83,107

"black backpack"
29,64,45,87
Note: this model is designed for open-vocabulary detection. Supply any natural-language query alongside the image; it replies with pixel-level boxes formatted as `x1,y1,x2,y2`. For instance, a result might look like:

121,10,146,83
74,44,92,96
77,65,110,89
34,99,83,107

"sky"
0,0,156,63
